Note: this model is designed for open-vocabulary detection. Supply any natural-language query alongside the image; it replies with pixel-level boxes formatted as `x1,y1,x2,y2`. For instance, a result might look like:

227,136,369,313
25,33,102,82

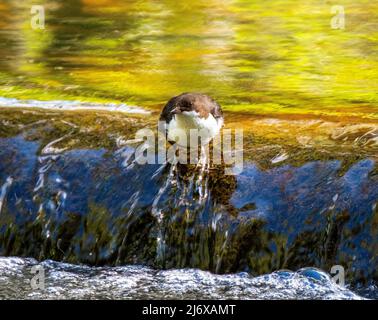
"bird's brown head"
160,92,223,121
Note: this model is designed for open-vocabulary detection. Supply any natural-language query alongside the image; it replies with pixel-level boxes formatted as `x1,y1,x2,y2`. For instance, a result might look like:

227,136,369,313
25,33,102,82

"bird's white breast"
167,111,222,146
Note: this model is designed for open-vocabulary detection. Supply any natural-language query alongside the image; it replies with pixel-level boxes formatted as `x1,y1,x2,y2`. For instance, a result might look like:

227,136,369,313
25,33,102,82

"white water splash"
0,257,366,299
0,96,150,114
271,152,289,164
33,136,66,193
215,230,229,273
41,134,72,155
0,177,13,214
151,164,176,265
196,146,210,202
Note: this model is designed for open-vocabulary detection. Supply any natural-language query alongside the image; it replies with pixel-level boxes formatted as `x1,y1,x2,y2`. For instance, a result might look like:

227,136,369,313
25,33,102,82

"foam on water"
0,97,150,114
0,257,366,300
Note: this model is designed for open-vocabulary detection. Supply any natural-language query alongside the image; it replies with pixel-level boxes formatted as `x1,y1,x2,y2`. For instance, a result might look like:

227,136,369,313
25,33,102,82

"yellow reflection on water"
0,0,377,120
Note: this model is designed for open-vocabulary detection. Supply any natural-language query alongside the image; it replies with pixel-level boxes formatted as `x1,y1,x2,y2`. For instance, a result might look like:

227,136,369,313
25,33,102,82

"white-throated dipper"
159,93,224,146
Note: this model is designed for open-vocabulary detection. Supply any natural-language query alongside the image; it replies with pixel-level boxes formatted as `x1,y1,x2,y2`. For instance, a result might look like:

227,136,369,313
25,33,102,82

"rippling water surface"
0,0,377,119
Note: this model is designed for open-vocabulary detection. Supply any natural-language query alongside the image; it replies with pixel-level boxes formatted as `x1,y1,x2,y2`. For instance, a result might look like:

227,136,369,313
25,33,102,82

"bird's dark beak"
171,107,181,114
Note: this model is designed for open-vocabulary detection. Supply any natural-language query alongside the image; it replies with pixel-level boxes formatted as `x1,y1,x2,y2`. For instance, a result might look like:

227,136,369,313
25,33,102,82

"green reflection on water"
0,0,377,119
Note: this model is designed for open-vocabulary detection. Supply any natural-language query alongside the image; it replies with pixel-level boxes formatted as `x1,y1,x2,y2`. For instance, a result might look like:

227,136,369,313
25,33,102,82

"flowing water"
0,0,377,299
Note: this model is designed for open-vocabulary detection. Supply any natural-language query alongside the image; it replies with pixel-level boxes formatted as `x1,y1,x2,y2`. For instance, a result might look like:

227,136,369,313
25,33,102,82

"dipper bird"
159,93,224,146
